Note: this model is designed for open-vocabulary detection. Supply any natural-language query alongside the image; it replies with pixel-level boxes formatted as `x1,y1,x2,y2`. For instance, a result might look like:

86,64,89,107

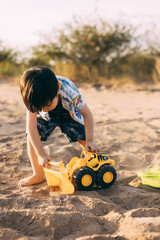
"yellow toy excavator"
43,149,117,194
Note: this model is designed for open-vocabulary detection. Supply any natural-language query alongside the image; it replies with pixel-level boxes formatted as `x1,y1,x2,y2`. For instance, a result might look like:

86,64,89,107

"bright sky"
0,0,160,51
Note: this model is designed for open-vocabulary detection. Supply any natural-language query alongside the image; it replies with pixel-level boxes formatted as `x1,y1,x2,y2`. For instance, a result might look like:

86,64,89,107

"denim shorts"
37,114,85,142
35,99,85,142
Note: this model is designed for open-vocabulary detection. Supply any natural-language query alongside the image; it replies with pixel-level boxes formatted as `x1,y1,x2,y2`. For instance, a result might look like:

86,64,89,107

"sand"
1,80,160,240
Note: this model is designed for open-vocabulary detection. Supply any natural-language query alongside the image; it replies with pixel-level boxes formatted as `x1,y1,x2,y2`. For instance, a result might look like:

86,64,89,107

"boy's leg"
18,137,45,187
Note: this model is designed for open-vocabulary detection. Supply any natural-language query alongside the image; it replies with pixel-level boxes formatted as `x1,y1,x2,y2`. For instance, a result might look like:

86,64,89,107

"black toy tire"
72,167,96,191
96,165,117,188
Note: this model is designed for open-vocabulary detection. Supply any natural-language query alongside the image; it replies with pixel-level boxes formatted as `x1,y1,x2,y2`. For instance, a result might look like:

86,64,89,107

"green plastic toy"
138,166,160,188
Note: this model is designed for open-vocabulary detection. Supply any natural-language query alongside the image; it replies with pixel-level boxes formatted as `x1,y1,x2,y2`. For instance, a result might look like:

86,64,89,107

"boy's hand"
38,154,51,168
85,141,100,153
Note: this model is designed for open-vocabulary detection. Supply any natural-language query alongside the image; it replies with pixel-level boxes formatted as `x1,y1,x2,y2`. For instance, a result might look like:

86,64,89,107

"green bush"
0,61,22,77
0,41,23,77
107,54,157,82
27,20,137,82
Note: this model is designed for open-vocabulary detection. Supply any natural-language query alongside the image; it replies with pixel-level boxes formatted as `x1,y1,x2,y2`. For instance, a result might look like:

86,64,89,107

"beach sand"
1,81,160,239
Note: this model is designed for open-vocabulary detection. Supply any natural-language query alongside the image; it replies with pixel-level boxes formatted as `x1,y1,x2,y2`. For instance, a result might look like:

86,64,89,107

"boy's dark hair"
20,66,59,112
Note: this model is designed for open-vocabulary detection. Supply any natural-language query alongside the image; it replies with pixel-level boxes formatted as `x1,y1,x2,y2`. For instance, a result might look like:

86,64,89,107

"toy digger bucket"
43,161,75,194
138,166,160,188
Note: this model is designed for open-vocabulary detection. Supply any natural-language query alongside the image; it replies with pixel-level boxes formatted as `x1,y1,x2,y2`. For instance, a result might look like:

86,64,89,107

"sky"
0,0,160,51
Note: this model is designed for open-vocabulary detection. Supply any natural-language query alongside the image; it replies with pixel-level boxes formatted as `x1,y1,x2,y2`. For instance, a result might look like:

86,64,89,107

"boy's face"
42,89,60,112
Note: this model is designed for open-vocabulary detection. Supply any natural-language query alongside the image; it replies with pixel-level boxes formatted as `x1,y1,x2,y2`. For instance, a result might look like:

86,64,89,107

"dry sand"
1,81,160,240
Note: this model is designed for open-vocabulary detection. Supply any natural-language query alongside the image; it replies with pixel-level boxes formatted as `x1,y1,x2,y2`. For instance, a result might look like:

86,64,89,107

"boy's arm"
79,104,99,152
27,111,51,167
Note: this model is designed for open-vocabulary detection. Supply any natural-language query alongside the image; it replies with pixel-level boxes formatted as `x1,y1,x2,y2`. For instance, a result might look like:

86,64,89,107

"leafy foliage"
0,41,23,77
0,41,17,63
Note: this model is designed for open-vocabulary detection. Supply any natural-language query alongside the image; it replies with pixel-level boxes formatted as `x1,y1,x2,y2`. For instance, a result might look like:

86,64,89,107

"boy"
19,66,99,186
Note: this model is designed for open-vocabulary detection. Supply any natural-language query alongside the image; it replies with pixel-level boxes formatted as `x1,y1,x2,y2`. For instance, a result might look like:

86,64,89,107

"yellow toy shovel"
43,161,75,194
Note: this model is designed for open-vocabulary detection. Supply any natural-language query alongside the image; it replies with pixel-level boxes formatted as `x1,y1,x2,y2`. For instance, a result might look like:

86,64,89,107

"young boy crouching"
19,66,99,186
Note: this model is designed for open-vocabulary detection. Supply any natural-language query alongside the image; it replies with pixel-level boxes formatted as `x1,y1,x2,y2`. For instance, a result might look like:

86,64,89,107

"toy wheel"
96,165,117,188
72,167,96,191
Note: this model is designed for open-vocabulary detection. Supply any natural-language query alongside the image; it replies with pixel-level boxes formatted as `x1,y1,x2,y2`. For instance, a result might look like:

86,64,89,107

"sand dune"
1,81,160,239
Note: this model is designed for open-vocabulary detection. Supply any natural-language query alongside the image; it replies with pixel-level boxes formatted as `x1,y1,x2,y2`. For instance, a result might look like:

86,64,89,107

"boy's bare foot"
18,174,45,187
